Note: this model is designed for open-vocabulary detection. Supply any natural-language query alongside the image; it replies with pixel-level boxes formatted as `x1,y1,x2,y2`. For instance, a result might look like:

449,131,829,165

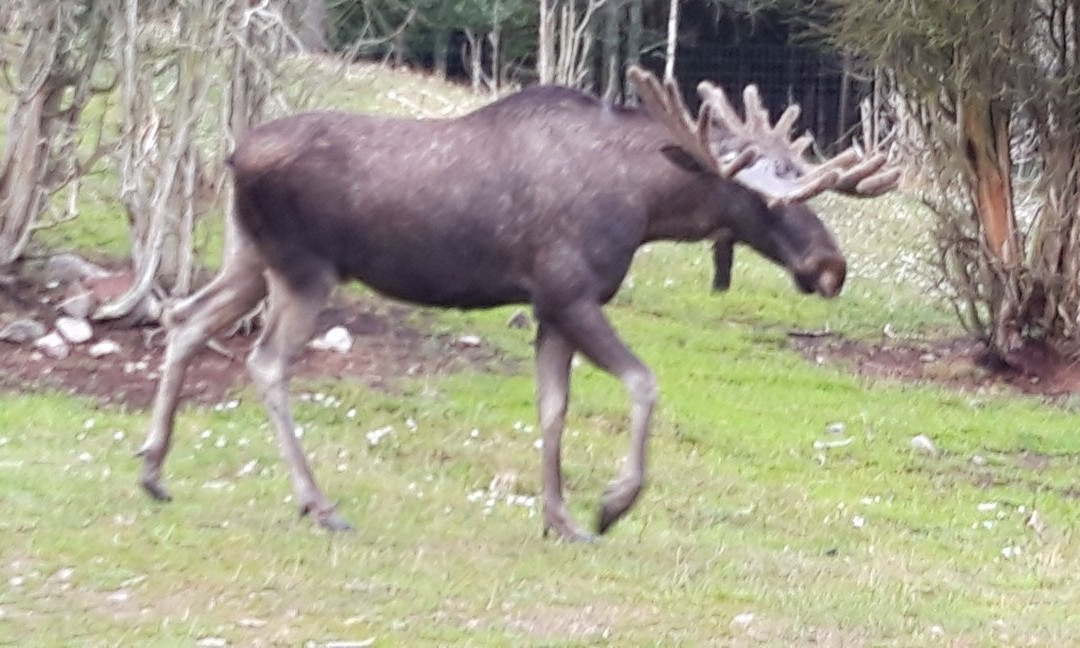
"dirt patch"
790,330,1080,399
0,274,516,410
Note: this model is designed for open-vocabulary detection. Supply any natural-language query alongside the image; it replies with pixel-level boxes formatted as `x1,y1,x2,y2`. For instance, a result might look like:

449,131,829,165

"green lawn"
3,63,1079,646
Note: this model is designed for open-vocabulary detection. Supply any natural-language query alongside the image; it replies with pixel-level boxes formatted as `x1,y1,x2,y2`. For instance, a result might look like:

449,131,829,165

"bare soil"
0,274,511,411
3,272,1080,411
790,330,1080,400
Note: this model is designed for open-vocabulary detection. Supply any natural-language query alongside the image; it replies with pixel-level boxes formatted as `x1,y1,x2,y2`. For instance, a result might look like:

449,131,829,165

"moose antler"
627,66,757,179
629,66,900,206
697,81,901,205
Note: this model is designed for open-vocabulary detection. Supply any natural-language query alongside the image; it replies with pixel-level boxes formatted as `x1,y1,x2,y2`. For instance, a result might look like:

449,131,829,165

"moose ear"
660,144,712,175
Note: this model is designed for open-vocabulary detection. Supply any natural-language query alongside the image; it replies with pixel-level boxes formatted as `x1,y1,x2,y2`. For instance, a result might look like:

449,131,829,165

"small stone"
730,612,755,629
34,332,70,358
53,567,75,582
310,326,352,354
59,286,96,319
1026,510,1047,536
910,434,940,457
88,339,121,357
458,334,482,347
0,318,46,343
971,454,987,466
56,316,93,344
365,425,393,446
44,253,108,283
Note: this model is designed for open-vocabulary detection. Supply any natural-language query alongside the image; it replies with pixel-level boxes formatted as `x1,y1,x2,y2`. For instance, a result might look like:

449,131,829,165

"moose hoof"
139,477,173,502
318,513,354,533
299,501,354,533
597,478,644,535
542,520,596,544
596,504,622,535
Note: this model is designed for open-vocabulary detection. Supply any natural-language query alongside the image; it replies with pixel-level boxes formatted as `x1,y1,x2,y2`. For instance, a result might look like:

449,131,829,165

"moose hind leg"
535,322,594,543
552,301,657,535
138,248,267,501
246,270,351,531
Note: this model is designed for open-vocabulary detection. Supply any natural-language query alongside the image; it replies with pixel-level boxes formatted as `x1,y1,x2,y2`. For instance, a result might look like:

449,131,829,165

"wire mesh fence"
674,44,869,152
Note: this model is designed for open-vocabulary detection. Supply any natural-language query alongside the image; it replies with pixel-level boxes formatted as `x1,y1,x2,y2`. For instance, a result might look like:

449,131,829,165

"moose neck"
639,164,760,245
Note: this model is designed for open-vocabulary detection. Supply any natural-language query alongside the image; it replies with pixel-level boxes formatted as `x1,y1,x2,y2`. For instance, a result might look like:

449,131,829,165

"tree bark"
961,101,1018,264
538,0,552,83
0,1,110,268
623,0,643,104
601,0,621,100
0,88,50,267
664,0,680,82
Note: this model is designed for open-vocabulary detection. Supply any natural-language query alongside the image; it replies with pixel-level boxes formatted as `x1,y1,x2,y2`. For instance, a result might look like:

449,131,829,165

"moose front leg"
551,302,657,536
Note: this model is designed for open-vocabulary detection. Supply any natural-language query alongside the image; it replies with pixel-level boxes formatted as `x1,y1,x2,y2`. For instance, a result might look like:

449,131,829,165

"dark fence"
673,43,868,154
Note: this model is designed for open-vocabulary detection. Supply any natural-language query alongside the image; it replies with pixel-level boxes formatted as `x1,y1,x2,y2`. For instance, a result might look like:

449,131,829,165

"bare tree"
600,1,623,99
819,0,1080,358
664,0,680,82
625,0,644,104
96,0,301,321
0,1,112,269
286,0,329,51
537,0,606,87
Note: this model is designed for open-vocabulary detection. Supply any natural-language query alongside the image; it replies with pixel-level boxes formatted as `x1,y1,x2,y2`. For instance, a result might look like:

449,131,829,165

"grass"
4,63,1080,645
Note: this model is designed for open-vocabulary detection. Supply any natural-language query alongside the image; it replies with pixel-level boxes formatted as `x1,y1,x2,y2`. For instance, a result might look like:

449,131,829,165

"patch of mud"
0,275,515,410
791,330,1080,399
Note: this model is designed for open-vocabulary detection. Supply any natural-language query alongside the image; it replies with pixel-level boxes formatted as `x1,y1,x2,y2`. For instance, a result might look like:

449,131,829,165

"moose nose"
813,256,846,298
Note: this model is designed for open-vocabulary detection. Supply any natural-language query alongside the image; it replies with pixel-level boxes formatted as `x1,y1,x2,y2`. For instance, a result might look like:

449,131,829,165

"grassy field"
4,64,1080,646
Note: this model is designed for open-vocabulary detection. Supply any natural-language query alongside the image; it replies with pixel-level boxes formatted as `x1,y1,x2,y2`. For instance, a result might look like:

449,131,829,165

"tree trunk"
959,98,1020,351
626,0,643,102
289,0,328,52
433,31,449,79
463,29,483,92
664,0,680,82
538,0,552,83
601,0,621,100
0,0,110,268
0,88,50,267
961,101,1018,264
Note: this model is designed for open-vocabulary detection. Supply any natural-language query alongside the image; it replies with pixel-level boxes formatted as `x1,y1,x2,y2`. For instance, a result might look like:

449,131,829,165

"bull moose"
136,67,898,541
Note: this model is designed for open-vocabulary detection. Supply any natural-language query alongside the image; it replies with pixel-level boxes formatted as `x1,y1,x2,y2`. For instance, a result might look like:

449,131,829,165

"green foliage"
329,0,536,66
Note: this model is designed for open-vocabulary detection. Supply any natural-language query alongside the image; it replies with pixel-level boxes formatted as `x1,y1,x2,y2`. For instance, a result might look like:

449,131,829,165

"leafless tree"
663,0,680,81
537,0,606,87
0,1,112,269
95,0,302,321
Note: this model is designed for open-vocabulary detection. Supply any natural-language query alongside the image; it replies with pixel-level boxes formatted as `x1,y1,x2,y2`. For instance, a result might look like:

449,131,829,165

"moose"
135,67,898,541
